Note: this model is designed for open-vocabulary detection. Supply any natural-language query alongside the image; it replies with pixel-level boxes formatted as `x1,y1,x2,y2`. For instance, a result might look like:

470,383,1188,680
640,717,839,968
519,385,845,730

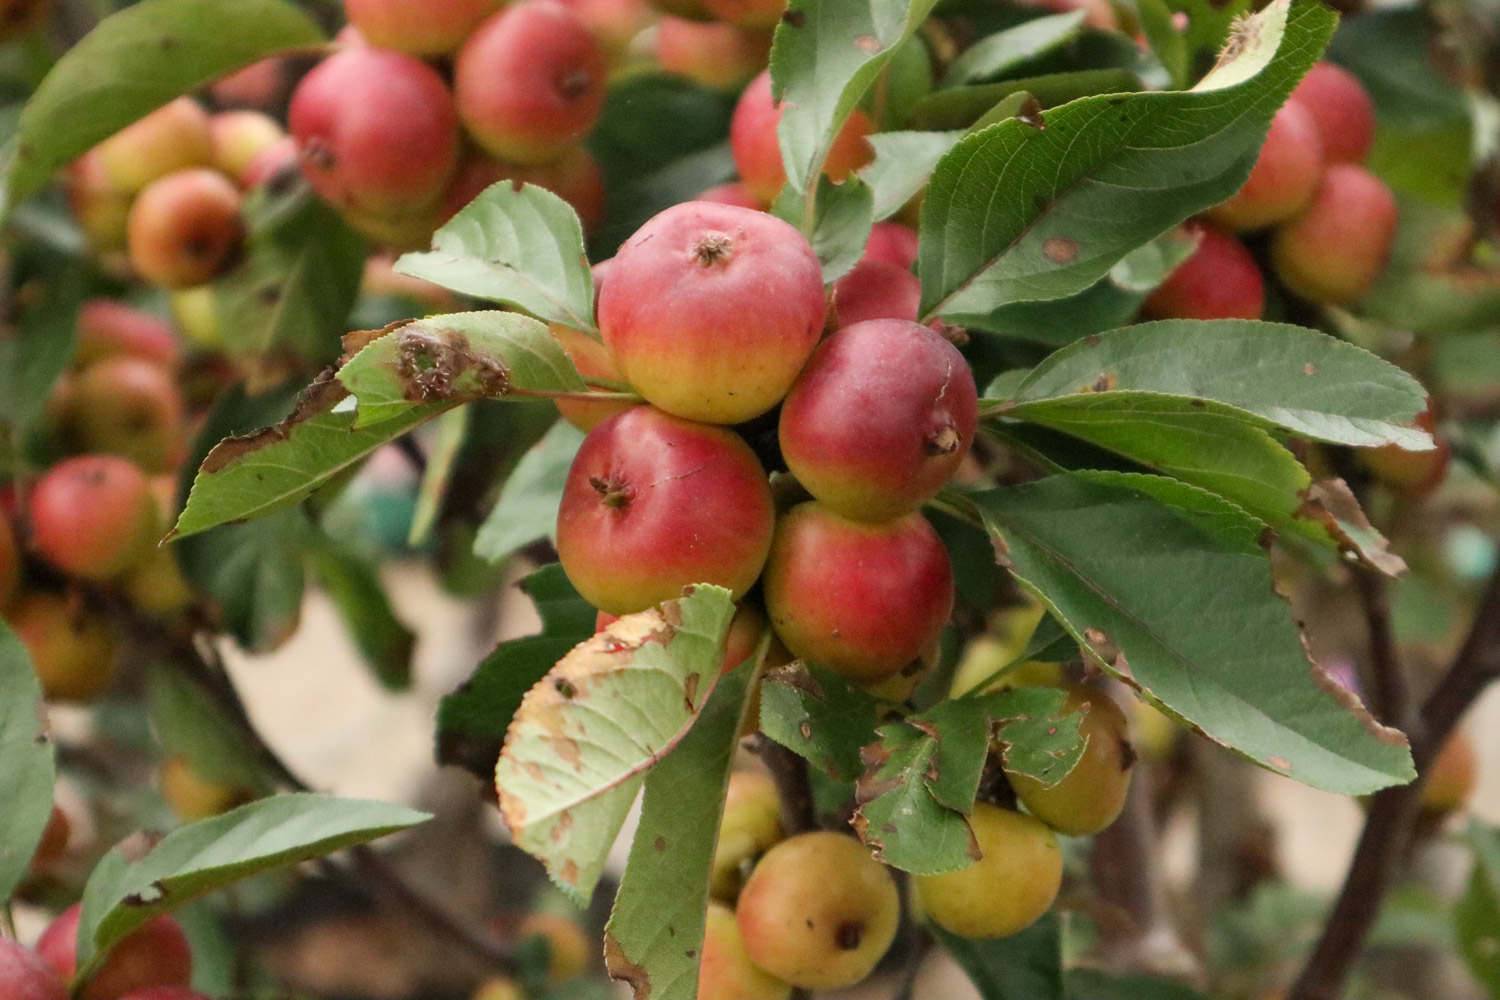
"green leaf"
1458,823,1500,996
968,472,1416,794
75,794,428,975
336,312,585,427
942,11,1088,87
496,587,736,901
474,419,585,566
760,662,882,782
0,264,83,431
934,915,1064,1000
306,536,416,691
858,130,962,220
919,0,1335,321
983,686,1086,783
1003,320,1434,450
773,174,873,281
1132,0,1191,90
396,184,596,333
408,405,470,547
1360,198,1500,336
604,660,756,1000
1067,969,1208,999
178,509,309,652
146,667,273,792
854,718,977,874
908,70,1142,131
4,0,324,212
0,621,55,904
215,182,365,366
522,562,597,639
769,0,941,194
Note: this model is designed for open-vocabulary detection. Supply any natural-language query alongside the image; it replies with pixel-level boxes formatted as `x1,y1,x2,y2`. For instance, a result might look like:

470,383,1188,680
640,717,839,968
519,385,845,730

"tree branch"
755,736,817,834
1290,565,1500,1000
1352,568,1408,727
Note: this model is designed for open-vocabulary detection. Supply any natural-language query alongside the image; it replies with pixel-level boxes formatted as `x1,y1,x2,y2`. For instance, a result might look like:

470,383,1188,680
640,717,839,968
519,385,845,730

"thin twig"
1352,569,1408,727
756,736,817,834
1290,566,1500,1000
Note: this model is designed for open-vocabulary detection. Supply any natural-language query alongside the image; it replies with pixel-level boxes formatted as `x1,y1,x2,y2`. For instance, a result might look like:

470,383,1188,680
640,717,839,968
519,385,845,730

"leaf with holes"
496,586,736,901
760,662,882,782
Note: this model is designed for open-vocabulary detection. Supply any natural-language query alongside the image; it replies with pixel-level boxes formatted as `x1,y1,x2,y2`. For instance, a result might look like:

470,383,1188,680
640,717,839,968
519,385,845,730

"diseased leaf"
769,0,940,194
759,662,881,782
919,0,1335,320
942,11,1088,86
474,420,585,565
0,621,55,904
968,472,1416,794
934,917,1064,1000
854,719,978,874
75,795,428,975
3,0,324,212
396,184,596,333
983,686,1086,785
496,586,736,901
604,661,757,1000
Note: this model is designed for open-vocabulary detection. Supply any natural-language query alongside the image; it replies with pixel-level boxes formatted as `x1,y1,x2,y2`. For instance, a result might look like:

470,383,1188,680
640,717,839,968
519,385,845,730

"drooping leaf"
75,795,428,975
919,0,1335,321
408,404,470,547
858,130,962,220
0,621,56,904
3,0,324,212
146,667,274,792
759,662,882,782
773,175,873,281
396,184,596,333
942,11,1088,86
496,587,736,901
306,536,416,691
968,472,1415,794
1001,320,1434,450
934,915,1065,1000
769,0,941,194
604,661,756,1000
474,419,585,565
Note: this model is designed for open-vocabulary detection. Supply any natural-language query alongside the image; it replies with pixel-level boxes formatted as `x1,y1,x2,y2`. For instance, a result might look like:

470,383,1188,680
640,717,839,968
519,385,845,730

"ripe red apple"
696,182,762,210
240,136,299,191
75,301,180,370
1290,62,1375,165
127,169,243,289
0,939,66,1000
701,902,792,1000
598,201,826,424
92,98,213,196
209,58,286,110
443,146,606,233
454,2,607,166
1207,101,1324,232
560,0,655,66
5,592,118,702
731,70,874,204
289,47,460,217
1142,223,1264,320
0,0,52,42
829,258,921,327
1270,163,1397,305
208,111,286,187
0,509,22,609
55,356,186,473
655,17,770,91
863,221,918,271
37,905,192,1000
557,406,774,614
343,0,505,55
779,319,977,521
763,502,954,684
30,456,160,581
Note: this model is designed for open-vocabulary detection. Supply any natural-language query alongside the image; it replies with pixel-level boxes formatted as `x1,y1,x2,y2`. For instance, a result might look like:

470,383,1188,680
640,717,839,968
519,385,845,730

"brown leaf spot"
1089,372,1118,393
1303,363,1318,376
604,932,650,998
395,327,511,403
1017,96,1046,129
1310,662,1410,749
654,835,667,852
853,34,880,52
1296,479,1407,577
1042,237,1079,264
780,8,805,26
199,370,348,474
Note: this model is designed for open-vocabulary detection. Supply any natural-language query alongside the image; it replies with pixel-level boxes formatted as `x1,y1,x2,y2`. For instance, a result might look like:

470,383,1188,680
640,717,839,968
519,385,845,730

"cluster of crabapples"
0,902,201,1000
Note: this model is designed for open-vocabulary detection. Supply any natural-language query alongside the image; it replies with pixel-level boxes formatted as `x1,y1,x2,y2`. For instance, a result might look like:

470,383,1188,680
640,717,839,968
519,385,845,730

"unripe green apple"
1207,101,1324,232
37,904,192,1000
160,757,249,821
914,803,1062,939
763,503,953,684
779,320,977,521
127,168,244,289
711,769,784,899
1007,684,1135,836
54,357,186,473
730,71,874,204
208,111,286,187
344,0,505,55
1142,223,1265,321
455,2,607,166
700,902,791,1000
829,258,920,327
736,832,898,990
0,939,66,1000
122,545,195,618
1421,731,1476,817
655,17,770,91
75,301,180,370
599,202,826,424
557,406,774,614
289,47,460,217
0,510,20,609
864,222,918,271
1290,62,1375,165
1270,163,1397,305
29,456,160,580
168,286,222,349
92,98,213,196
6,592,117,702
518,913,590,981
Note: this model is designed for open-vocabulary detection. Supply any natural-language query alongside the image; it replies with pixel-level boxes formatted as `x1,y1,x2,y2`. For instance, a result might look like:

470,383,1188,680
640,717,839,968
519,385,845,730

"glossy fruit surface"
864,222,918,270
1270,163,1397,305
1007,684,1135,836
0,939,66,1000
1207,101,1323,231
763,503,953,683
1142,224,1265,320
1290,61,1375,164
37,905,192,1000
830,258,921,327
914,803,1062,938
730,70,873,204
599,201,825,424
30,456,159,580
127,169,243,289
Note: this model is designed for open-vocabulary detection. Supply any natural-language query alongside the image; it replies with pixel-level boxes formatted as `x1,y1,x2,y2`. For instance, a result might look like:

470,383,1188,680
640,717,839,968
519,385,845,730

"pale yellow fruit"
711,769,784,899
915,804,1062,939
699,902,790,1000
